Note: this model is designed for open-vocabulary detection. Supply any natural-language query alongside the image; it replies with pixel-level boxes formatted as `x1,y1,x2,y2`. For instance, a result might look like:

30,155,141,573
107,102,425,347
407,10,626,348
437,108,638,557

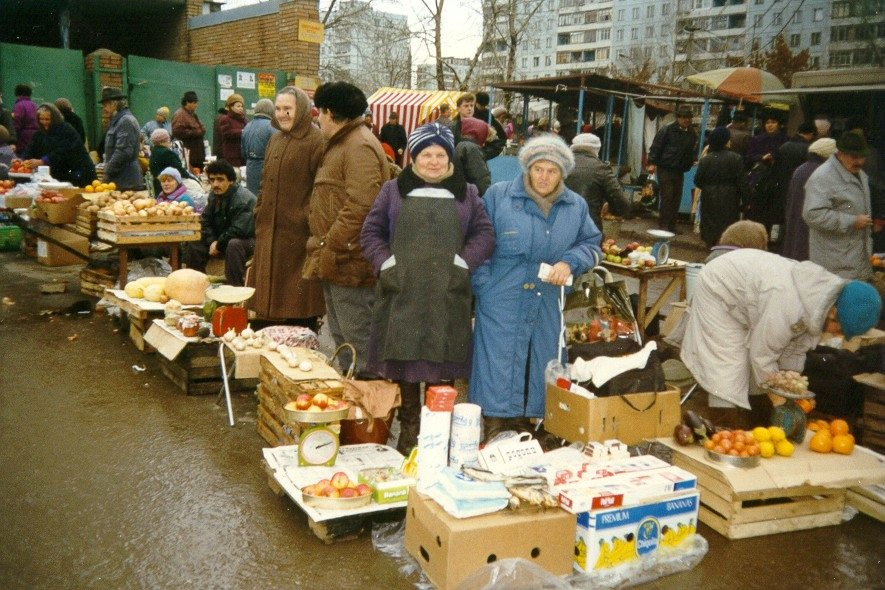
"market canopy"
368,88,466,138
686,67,797,106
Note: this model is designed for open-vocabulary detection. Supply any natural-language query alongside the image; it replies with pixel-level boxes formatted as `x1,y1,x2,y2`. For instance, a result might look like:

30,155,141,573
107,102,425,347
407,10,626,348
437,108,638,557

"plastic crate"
0,224,22,251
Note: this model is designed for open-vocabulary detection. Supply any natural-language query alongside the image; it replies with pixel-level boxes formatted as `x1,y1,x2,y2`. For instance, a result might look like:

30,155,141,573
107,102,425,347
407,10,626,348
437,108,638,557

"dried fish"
508,485,559,508
462,466,505,482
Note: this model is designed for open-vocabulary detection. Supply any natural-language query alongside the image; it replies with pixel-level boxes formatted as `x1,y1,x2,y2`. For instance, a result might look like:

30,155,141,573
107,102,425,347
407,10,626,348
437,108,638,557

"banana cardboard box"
574,491,700,572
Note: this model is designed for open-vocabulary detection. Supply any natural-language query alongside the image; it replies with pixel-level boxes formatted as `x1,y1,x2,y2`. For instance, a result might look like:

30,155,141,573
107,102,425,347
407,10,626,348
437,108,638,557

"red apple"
355,483,372,496
316,479,331,488
644,259,655,267
302,484,317,496
312,393,329,409
294,394,312,410
331,471,351,490
321,485,339,498
307,405,323,412
340,487,357,498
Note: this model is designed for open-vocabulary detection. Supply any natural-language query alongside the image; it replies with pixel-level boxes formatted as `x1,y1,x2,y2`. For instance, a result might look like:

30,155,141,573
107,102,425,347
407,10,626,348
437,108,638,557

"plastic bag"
564,267,639,346
371,521,434,589
455,558,571,590
123,257,172,287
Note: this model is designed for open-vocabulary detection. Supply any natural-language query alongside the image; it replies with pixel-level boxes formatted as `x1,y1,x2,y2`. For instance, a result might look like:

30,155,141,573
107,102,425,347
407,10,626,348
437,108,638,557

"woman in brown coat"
248,86,326,329
305,82,390,374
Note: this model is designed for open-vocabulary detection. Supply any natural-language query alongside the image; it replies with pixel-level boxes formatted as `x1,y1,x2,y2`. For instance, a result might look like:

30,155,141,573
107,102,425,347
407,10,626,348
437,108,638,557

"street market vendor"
469,134,602,440
680,249,880,416
182,159,255,286
22,102,96,185
155,167,194,208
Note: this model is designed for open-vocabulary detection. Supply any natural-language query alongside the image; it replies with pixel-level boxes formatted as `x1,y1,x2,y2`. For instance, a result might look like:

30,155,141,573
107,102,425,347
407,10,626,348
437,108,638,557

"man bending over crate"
182,159,255,285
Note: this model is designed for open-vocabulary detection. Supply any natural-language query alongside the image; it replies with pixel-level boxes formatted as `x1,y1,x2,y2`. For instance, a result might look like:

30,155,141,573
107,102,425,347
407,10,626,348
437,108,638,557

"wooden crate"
668,449,845,539
857,374,885,454
80,266,116,297
96,210,201,244
74,208,97,238
159,343,257,395
129,318,155,353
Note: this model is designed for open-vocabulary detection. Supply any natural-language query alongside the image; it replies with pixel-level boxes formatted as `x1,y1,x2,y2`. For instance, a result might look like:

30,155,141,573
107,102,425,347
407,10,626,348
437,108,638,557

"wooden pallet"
96,210,200,244
846,484,885,522
669,451,845,539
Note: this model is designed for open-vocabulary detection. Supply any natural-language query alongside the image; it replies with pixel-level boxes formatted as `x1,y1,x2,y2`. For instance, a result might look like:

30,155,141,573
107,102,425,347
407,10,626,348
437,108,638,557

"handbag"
330,344,400,445
563,266,641,346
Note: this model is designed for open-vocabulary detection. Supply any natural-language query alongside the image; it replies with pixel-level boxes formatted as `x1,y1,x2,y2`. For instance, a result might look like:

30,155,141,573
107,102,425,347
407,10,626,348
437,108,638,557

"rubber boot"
482,416,509,444
396,381,421,455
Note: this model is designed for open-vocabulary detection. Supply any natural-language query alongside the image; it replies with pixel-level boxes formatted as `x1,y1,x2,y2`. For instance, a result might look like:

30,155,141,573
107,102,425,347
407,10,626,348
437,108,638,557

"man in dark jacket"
473,91,506,160
183,159,255,286
566,133,629,235
769,122,816,248
647,104,698,233
726,111,750,161
54,98,86,145
379,111,408,166
100,87,144,190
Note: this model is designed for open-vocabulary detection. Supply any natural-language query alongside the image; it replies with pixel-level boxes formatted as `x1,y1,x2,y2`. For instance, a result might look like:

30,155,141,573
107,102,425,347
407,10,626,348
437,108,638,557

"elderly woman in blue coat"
470,135,602,440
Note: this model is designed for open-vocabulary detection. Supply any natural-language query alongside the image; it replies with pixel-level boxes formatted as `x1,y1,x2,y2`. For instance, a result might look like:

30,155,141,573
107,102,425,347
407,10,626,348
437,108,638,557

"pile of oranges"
808,419,854,455
82,180,116,193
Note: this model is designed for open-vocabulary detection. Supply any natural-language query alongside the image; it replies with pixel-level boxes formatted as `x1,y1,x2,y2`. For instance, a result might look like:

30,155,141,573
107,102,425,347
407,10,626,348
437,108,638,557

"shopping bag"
563,266,640,346
330,343,400,445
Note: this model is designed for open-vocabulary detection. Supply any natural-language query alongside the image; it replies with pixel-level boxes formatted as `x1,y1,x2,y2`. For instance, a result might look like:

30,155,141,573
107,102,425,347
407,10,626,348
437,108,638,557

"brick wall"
186,0,320,79
84,49,126,133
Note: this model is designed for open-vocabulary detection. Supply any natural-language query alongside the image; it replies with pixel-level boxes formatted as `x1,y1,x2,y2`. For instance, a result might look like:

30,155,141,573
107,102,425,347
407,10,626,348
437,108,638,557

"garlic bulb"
241,326,254,339
265,340,278,352
234,340,247,351
251,339,263,349
223,329,236,342
287,357,300,368
298,359,313,372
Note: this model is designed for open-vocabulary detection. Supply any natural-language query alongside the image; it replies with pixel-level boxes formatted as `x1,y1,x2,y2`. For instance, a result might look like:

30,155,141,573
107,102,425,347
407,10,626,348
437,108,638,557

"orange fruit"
832,434,855,455
796,398,815,414
83,185,94,193
809,431,833,453
830,419,850,437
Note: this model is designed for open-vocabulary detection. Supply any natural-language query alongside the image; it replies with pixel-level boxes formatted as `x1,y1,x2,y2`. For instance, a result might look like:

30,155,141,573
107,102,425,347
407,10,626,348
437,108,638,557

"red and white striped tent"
368,87,465,164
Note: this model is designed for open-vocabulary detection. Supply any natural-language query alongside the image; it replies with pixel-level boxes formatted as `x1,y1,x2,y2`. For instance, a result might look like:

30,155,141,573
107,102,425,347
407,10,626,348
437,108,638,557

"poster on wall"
220,88,235,102
218,74,233,89
257,73,276,99
236,72,256,90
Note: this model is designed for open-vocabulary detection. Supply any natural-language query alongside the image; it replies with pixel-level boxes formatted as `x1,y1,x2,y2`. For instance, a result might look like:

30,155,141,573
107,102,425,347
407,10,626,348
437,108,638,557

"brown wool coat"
248,91,326,320
303,118,390,288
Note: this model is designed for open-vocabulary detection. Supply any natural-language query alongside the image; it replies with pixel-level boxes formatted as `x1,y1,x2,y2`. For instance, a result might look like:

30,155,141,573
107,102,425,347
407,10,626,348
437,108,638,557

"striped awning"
368,88,436,138
417,90,464,126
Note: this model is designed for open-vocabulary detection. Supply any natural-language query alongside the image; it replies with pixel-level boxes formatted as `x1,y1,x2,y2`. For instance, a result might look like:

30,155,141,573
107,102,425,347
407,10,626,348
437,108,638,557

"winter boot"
482,416,509,444
396,381,421,455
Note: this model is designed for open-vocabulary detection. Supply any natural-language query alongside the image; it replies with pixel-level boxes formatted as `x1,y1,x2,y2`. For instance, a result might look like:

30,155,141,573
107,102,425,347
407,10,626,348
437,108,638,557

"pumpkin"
164,269,209,305
143,284,168,303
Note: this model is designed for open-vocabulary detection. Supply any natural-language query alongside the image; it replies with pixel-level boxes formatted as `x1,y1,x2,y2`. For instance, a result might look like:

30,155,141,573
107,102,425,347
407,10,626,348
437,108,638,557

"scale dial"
298,425,340,466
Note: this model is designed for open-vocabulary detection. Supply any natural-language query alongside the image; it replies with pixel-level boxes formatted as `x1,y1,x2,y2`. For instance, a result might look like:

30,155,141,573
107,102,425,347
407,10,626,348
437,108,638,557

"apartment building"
416,57,473,90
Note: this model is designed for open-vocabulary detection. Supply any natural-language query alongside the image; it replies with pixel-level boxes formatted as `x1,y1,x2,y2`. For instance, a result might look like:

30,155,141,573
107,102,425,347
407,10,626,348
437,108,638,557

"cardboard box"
2,195,33,209
34,192,86,224
405,489,576,589
574,491,700,572
558,465,697,513
37,238,83,266
545,384,681,445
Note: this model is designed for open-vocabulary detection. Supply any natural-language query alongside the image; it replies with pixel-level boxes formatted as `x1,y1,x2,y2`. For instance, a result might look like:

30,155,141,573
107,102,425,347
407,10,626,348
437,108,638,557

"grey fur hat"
518,134,575,176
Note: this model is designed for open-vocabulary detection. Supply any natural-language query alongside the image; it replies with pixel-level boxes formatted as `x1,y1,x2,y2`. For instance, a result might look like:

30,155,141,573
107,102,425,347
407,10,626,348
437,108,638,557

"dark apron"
374,189,471,363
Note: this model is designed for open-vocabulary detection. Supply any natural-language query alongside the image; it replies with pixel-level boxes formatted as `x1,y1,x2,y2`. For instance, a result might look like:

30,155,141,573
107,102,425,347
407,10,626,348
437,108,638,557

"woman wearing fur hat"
469,134,602,440
23,102,96,185
248,86,326,329
218,94,247,167
781,138,837,261
694,127,749,248
361,122,496,453
241,98,276,195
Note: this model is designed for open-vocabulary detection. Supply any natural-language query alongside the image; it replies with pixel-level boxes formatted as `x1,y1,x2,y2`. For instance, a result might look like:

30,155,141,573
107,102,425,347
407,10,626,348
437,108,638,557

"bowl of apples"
301,471,373,509
284,392,350,423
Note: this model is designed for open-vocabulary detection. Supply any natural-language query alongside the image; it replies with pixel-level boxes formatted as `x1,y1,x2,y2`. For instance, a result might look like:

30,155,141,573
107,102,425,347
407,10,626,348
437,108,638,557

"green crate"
0,224,23,251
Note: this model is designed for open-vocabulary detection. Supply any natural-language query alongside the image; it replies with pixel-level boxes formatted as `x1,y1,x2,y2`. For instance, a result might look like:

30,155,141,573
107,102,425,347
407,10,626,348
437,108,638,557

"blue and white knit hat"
408,123,455,159
518,134,575,176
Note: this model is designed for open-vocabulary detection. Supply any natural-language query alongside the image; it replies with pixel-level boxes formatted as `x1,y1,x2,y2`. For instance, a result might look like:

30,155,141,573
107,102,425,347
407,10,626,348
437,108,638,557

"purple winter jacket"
781,154,826,261
13,96,38,155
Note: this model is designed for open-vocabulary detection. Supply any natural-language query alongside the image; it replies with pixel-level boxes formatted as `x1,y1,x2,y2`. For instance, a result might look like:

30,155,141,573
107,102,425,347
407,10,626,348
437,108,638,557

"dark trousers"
657,168,684,232
182,237,254,286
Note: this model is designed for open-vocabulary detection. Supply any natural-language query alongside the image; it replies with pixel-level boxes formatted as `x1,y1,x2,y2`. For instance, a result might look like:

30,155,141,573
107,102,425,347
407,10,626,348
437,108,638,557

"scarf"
159,183,188,203
397,163,467,200
523,174,564,217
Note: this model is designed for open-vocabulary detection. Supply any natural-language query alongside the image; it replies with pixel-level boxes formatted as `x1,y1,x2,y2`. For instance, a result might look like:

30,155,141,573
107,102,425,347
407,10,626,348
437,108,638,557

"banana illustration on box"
401,447,418,478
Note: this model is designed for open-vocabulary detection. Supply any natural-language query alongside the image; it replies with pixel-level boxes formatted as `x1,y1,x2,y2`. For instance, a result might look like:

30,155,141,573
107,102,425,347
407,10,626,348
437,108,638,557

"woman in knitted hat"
694,126,749,247
361,122,496,453
680,249,881,422
781,138,837,261
155,166,194,208
22,102,96,186
218,93,246,167
469,134,602,441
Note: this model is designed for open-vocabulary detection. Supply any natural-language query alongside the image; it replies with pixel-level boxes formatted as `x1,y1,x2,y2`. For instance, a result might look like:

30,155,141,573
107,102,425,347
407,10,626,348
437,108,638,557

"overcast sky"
220,0,484,62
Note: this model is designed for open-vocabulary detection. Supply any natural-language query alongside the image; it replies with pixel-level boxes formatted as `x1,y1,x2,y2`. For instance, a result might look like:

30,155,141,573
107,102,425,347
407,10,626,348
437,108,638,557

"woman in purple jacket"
12,84,39,156
361,123,496,453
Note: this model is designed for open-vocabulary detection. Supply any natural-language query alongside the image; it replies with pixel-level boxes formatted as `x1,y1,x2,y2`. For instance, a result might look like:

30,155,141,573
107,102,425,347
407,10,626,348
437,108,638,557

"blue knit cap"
836,280,881,338
408,123,455,160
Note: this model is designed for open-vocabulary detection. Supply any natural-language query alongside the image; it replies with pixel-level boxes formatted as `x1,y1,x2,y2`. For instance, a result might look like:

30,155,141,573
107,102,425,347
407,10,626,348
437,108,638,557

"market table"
656,436,885,539
601,259,687,340
99,240,185,290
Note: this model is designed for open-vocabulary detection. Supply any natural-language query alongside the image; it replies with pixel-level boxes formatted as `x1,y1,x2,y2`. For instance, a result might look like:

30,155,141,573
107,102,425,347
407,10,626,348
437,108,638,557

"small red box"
425,385,458,412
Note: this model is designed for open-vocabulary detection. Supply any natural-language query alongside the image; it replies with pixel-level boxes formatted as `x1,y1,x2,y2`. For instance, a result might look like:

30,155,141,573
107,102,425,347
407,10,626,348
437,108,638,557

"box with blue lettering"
573,491,700,572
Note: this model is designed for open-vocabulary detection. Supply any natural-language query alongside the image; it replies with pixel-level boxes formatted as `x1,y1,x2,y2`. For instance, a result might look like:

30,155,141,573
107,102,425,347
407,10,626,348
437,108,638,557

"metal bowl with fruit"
301,472,373,509
284,392,350,423
704,449,761,469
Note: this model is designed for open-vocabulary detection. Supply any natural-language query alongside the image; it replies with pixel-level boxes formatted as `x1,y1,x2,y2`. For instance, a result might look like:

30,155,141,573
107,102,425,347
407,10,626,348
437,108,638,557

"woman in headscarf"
469,134,602,440
218,93,247,167
22,102,96,185
361,123,496,453
694,127,749,248
781,138,838,261
148,128,189,196
241,98,276,195
247,87,325,330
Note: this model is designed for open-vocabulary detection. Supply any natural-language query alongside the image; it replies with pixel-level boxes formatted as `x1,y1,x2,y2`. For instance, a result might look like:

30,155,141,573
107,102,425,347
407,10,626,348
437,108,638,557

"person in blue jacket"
469,134,602,441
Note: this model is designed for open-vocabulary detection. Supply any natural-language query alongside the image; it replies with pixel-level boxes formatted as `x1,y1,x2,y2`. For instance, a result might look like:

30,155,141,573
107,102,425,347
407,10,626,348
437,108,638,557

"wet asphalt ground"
1,215,883,589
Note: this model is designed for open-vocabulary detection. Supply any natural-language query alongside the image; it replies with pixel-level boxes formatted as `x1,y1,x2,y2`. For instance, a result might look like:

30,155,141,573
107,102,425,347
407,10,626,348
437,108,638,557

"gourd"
164,269,209,305
124,282,144,298
143,284,168,303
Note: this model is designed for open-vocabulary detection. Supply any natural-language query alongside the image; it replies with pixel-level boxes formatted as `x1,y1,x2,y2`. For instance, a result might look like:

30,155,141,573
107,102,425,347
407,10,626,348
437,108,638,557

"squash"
164,269,209,305
143,284,168,303
124,282,144,298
